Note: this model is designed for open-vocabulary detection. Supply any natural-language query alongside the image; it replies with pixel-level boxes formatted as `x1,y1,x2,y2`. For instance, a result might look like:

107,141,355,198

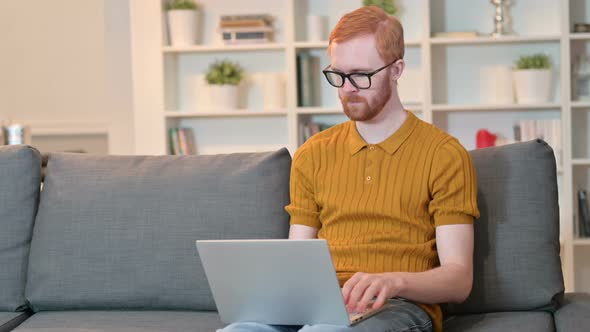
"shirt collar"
347,110,418,156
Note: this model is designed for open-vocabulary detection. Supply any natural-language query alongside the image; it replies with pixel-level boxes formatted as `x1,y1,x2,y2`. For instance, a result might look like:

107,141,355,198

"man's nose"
341,78,358,93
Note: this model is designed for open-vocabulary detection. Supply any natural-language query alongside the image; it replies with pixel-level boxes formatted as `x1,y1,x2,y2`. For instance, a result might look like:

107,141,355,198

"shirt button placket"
365,145,375,183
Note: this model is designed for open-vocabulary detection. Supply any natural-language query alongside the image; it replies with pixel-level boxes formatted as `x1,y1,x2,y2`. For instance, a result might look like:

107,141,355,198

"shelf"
296,107,342,115
30,123,109,136
296,104,422,115
431,103,561,112
573,159,590,166
164,110,288,118
574,238,590,246
162,43,286,53
294,39,421,49
294,41,329,49
430,34,561,45
570,33,590,40
571,101,590,108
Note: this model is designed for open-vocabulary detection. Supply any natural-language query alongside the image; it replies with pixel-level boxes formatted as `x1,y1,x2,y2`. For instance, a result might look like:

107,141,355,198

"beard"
340,78,392,121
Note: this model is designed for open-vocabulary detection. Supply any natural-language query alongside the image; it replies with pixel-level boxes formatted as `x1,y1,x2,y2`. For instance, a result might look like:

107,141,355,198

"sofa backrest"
0,145,41,311
445,139,564,315
25,149,291,311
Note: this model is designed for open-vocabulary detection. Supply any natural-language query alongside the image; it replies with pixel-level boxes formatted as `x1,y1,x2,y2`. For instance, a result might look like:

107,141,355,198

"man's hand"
341,272,406,313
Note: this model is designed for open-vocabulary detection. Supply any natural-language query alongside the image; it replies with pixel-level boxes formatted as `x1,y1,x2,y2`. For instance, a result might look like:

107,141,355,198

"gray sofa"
0,139,588,332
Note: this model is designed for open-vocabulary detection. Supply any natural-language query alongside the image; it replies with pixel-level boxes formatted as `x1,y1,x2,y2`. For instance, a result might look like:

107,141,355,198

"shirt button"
369,146,376,151
366,175,372,181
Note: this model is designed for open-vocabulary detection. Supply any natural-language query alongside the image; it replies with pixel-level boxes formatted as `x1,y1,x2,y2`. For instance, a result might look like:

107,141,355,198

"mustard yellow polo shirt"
285,110,480,332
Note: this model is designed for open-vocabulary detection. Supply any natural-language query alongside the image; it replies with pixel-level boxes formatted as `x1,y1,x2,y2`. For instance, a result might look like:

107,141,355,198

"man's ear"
391,59,405,82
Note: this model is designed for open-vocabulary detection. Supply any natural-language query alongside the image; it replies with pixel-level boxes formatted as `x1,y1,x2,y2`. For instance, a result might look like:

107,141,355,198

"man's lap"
217,298,432,332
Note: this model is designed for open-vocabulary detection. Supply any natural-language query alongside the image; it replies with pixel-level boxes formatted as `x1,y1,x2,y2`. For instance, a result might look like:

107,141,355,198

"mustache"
342,95,366,103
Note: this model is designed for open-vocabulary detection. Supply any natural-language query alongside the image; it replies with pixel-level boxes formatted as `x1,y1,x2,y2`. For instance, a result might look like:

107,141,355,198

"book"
297,53,319,107
513,124,521,141
178,128,187,155
578,189,590,237
184,128,197,155
169,128,180,155
433,31,479,38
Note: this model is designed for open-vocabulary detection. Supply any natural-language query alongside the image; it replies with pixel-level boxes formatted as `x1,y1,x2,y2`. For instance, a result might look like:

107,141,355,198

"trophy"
490,0,513,37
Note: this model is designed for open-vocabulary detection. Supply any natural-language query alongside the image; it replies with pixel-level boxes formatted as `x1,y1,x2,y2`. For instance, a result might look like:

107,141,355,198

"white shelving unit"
129,0,590,293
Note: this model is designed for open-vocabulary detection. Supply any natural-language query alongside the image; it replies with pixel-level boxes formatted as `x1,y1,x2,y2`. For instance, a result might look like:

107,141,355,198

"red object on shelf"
476,129,497,149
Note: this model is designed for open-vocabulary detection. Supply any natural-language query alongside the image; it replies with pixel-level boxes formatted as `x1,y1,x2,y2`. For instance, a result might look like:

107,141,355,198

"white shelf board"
432,103,561,112
162,43,286,53
294,40,421,49
570,33,590,40
30,124,109,136
296,107,342,115
296,104,422,115
294,41,328,49
574,238,590,246
430,34,561,45
571,100,590,108
164,110,288,118
572,159,590,165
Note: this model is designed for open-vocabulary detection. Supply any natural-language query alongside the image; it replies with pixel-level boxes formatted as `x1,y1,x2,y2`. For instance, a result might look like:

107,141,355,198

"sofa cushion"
554,292,590,332
445,139,564,315
444,311,554,332
0,312,32,332
26,149,291,311
0,145,41,311
11,311,224,332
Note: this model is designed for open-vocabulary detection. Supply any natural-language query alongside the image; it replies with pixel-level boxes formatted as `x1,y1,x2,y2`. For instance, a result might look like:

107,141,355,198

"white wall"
0,0,135,154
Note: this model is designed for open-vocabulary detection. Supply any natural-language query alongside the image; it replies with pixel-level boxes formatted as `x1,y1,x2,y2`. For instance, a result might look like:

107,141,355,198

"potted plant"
363,0,397,15
205,60,244,110
513,54,552,104
165,0,199,46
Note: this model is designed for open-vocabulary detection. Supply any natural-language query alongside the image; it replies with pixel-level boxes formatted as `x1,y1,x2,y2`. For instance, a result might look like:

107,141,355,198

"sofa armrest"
554,293,590,332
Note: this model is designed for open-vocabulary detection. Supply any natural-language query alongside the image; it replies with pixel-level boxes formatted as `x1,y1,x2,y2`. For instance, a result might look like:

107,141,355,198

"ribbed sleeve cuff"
289,215,321,229
434,213,474,227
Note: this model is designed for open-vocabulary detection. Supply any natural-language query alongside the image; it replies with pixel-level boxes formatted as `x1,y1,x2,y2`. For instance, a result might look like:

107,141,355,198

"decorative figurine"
490,0,513,37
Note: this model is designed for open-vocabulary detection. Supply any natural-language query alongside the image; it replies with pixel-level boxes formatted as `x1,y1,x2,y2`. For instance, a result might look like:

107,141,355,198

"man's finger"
372,287,389,311
356,282,381,313
347,275,372,311
342,273,363,304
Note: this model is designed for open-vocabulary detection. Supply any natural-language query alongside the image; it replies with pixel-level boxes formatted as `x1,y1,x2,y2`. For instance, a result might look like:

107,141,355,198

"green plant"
165,0,197,10
363,0,397,15
205,60,244,85
515,54,551,70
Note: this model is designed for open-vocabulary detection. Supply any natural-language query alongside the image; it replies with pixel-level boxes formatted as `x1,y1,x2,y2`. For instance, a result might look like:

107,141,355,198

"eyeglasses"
322,60,397,89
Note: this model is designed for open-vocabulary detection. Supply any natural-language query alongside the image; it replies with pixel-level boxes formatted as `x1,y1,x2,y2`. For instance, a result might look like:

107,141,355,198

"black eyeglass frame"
322,59,398,90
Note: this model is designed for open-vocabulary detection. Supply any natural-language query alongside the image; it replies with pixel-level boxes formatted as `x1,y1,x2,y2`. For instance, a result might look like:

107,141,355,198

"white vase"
307,15,327,41
513,69,552,104
480,65,514,104
210,85,239,110
262,72,285,110
167,9,197,46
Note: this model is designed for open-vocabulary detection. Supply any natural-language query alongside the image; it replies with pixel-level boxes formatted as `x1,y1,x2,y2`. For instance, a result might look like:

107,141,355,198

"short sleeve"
284,146,321,229
428,138,480,227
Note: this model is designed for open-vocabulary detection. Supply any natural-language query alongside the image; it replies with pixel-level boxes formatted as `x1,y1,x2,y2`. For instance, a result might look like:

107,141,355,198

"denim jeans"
216,298,432,332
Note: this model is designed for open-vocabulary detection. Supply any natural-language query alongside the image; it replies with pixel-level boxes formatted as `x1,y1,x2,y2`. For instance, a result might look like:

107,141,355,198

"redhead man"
219,5,479,332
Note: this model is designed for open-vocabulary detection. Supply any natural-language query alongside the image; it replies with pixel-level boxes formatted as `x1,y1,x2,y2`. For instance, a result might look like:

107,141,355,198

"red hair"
327,6,404,63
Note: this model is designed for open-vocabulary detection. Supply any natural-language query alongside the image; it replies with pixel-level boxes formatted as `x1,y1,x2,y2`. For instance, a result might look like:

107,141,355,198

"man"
219,5,479,332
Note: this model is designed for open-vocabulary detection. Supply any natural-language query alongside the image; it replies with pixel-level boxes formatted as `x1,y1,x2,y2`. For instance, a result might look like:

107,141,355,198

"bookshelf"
129,0,590,293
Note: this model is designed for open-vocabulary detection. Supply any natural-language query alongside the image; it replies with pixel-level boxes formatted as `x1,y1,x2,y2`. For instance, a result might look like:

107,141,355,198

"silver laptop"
196,239,389,326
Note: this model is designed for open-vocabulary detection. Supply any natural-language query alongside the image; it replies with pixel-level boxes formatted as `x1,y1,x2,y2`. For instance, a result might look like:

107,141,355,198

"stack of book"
514,119,562,166
297,52,320,107
578,189,590,238
219,14,274,45
300,122,334,143
169,127,196,155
